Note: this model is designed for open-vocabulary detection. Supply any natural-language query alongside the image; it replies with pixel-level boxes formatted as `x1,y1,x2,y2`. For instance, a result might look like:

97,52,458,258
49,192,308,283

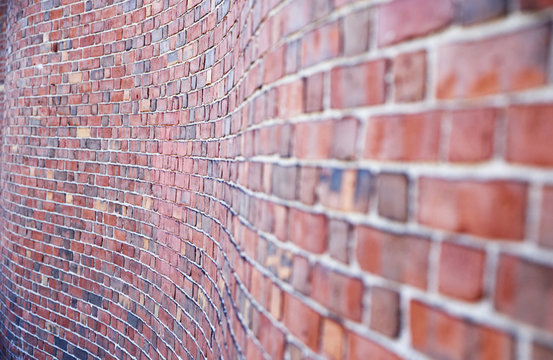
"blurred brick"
411,300,515,360
370,287,400,338
448,108,496,162
495,255,553,332
439,242,486,301
301,21,340,67
437,25,550,99
520,0,553,9
304,72,325,113
327,219,350,263
289,209,327,253
347,331,401,360
539,186,553,248
418,178,527,239
311,265,364,321
321,318,344,360
331,60,387,109
356,226,430,288
365,112,441,162
377,172,408,222
283,293,321,351
457,0,507,25
507,104,553,166
394,51,426,102
342,8,371,56
377,0,453,46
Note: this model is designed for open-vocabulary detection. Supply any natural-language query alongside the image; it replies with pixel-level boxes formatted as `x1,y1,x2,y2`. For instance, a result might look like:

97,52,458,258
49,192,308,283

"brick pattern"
0,0,552,360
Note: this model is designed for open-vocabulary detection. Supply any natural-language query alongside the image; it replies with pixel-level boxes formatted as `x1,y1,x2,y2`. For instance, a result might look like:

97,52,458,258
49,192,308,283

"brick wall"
1,0,553,359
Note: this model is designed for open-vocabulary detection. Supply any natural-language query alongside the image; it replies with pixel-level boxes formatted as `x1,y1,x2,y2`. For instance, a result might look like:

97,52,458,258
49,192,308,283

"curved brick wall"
2,0,553,359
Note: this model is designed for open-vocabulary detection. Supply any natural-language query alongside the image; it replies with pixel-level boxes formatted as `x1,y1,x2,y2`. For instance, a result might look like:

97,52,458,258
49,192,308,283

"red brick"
331,117,359,160
356,226,430,288
418,178,527,239
327,219,350,263
506,104,553,166
532,342,553,360
283,293,321,351
448,108,496,162
258,313,285,358
301,21,341,67
321,318,344,360
370,287,400,338
457,0,507,25
365,112,441,162
438,242,486,301
331,60,387,109
304,72,325,113
377,172,409,222
394,50,426,102
495,255,553,332
377,0,453,46
291,255,311,295
294,120,333,159
342,8,371,56
437,25,550,99
539,186,553,248
347,331,401,360
520,0,553,9
264,45,285,84
311,265,364,321
278,80,304,117
411,300,515,360
289,209,327,253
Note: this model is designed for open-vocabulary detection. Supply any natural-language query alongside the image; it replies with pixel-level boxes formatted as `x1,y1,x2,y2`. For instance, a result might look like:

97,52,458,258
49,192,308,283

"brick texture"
0,0,552,360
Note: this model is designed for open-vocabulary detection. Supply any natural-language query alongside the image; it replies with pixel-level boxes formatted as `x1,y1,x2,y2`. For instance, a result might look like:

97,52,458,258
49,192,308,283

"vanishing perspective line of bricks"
1,0,553,359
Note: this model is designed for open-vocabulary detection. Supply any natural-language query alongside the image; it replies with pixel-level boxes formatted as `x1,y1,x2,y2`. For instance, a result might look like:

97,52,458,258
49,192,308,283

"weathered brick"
370,286,400,338
311,265,363,321
495,255,553,332
448,108,496,162
283,293,321,351
506,104,553,166
418,178,527,239
437,25,550,99
365,112,441,162
331,60,387,109
439,242,486,301
377,172,408,222
356,226,430,288
377,0,453,46
539,186,553,248
394,51,426,102
411,300,515,360
342,8,371,56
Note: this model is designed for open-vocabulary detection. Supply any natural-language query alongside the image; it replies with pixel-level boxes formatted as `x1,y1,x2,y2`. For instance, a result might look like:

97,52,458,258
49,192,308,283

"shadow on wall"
1,0,553,359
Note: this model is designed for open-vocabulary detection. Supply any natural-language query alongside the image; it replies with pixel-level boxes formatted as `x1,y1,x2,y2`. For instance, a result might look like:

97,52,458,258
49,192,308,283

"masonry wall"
1,0,553,359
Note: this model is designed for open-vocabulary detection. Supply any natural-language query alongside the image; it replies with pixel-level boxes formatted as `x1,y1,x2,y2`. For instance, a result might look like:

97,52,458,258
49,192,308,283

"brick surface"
1,0,552,359
356,226,430,288
377,0,454,46
448,108,496,162
365,112,442,162
495,255,553,332
507,104,553,166
377,172,409,221
411,300,515,360
418,179,527,239
394,50,426,102
331,60,387,109
439,242,486,301
437,25,550,99
370,286,400,338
